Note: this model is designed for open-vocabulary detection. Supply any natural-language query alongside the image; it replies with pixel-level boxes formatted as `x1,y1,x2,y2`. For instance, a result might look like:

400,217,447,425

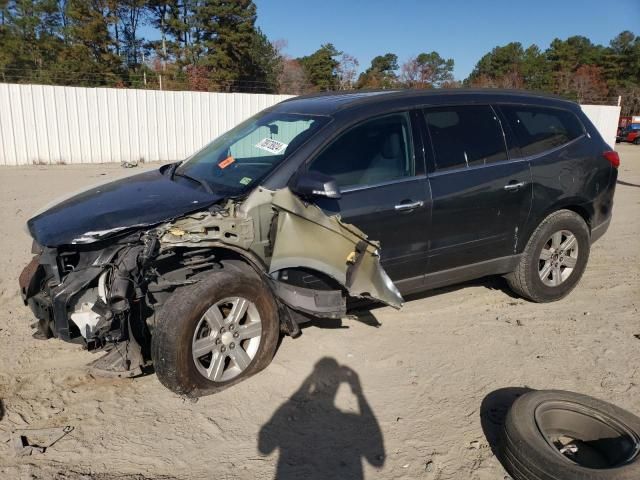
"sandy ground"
0,145,638,480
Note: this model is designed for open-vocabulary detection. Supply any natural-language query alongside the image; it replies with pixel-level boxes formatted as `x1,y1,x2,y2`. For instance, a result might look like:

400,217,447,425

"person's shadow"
258,357,385,479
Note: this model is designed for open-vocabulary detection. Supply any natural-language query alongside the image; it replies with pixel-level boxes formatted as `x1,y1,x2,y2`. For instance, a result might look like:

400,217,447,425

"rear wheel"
152,262,280,396
633,137,640,145
507,210,590,302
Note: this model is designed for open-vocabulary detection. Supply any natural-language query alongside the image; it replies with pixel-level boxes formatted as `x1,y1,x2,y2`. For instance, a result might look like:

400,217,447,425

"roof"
273,88,576,116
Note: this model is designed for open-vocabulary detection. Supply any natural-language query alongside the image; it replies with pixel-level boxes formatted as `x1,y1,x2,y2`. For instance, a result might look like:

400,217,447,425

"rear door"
422,104,532,272
308,111,430,286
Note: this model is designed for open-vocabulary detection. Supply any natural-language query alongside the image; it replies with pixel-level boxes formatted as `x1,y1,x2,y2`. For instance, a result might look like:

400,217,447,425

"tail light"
603,150,620,168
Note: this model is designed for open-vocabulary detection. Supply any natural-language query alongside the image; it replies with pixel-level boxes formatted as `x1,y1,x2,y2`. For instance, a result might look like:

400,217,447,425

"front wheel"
507,210,590,302
633,137,640,145
152,262,280,396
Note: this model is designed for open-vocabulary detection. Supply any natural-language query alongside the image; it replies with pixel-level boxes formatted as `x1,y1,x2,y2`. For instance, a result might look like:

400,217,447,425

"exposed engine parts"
20,188,404,378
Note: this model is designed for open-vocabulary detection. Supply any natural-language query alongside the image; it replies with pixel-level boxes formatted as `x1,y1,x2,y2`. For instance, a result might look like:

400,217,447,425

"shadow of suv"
19,89,618,395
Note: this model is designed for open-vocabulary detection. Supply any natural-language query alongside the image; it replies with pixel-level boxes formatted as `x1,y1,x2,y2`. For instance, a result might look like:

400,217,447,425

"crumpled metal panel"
269,189,403,309
158,209,254,250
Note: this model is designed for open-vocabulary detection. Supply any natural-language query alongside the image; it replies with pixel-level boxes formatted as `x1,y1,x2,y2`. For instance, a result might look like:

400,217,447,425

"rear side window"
500,105,584,157
424,105,507,171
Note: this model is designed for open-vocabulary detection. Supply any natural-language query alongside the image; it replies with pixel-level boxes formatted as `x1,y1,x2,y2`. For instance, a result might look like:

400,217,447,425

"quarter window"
500,105,584,157
424,105,508,171
308,113,414,188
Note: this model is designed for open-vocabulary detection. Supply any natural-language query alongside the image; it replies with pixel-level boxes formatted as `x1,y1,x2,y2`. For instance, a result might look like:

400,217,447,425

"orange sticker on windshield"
218,156,235,169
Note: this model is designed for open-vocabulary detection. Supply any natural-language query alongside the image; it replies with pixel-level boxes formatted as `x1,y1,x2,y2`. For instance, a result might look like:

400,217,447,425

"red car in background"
617,124,640,144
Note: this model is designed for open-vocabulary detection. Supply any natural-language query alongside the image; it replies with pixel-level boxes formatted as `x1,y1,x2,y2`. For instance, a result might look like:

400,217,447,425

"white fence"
0,83,622,166
580,104,621,148
0,83,293,166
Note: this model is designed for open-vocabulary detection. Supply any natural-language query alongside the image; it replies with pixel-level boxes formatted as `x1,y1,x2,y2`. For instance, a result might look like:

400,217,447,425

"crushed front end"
19,236,161,376
19,187,404,379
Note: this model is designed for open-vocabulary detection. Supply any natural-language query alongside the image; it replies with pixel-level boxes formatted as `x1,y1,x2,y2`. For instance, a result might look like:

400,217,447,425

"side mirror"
290,171,341,199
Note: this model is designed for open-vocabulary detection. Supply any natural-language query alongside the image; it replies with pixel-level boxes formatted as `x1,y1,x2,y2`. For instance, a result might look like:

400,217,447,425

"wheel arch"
205,245,268,274
520,200,593,253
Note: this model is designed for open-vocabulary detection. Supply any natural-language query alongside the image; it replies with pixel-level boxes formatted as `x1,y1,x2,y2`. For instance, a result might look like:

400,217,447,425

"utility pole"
161,11,168,72
142,51,147,86
160,10,168,91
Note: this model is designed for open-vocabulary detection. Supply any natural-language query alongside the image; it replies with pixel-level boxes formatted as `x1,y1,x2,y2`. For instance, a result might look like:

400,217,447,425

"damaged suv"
20,90,618,396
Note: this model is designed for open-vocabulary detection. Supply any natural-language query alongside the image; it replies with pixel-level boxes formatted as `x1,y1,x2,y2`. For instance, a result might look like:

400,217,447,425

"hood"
27,167,224,247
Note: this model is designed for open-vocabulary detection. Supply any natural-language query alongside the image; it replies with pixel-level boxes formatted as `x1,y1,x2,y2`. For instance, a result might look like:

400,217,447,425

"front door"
422,105,532,272
308,111,430,287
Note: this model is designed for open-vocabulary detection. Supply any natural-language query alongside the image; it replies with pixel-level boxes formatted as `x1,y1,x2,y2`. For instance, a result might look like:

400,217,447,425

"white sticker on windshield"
255,138,288,155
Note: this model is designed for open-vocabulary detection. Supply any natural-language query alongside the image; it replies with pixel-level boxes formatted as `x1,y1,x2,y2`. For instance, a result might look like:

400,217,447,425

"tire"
152,261,280,396
507,209,590,302
633,138,640,145
501,390,640,480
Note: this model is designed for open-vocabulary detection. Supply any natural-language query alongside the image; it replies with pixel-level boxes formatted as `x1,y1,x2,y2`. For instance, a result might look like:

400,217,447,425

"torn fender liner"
268,189,403,309
269,279,346,319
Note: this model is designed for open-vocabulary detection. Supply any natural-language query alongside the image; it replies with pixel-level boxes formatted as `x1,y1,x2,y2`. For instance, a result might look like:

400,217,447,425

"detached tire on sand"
501,390,640,480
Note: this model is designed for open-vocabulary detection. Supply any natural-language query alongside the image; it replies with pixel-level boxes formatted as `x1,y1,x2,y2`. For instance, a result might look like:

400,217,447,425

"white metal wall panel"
0,83,293,165
5,85,619,165
9,84,28,164
580,104,621,149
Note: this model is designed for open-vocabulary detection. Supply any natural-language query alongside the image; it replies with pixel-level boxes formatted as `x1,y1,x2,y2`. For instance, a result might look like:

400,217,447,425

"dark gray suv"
19,89,618,395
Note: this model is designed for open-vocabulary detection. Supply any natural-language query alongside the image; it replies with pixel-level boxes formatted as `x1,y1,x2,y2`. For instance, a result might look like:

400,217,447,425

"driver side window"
308,113,414,188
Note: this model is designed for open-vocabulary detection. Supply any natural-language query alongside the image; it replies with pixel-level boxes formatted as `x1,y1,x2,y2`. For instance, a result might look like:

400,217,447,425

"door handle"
504,181,526,191
394,200,424,211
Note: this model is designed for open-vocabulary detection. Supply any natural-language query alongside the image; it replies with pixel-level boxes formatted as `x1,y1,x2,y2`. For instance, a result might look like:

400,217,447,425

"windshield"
176,111,329,195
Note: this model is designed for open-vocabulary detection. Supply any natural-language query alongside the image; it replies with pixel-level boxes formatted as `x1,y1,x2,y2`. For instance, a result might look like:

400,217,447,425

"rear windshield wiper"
167,162,214,194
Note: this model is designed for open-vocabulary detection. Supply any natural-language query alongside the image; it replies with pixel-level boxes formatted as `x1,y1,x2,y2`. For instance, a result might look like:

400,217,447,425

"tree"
466,41,555,91
547,35,603,73
273,39,310,94
401,51,453,88
601,32,640,113
546,35,605,96
55,0,124,86
604,31,640,91
147,0,200,69
298,43,341,91
0,0,65,83
116,0,145,68
197,0,258,89
277,58,308,94
243,28,281,92
336,52,358,90
570,64,609,103
357,53,398,89
521,45,552,91
145,0,279,92
467,42,525,88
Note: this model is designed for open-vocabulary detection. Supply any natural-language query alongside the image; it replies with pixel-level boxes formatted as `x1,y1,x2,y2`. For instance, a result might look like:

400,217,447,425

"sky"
254,0,640,80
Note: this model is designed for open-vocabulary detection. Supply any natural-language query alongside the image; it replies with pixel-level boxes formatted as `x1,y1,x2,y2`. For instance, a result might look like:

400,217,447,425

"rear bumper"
591,215,611,244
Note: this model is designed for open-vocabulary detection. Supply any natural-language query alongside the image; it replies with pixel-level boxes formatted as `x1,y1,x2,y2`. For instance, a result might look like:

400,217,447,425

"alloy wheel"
191,296,262,382
538,230,579,287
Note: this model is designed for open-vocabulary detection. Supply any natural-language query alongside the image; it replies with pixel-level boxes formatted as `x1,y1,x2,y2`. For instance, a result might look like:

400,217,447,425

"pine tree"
0,0,64,83
298,43,341,91
196,0,258,90
357,53,398,89
56,0,124,86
